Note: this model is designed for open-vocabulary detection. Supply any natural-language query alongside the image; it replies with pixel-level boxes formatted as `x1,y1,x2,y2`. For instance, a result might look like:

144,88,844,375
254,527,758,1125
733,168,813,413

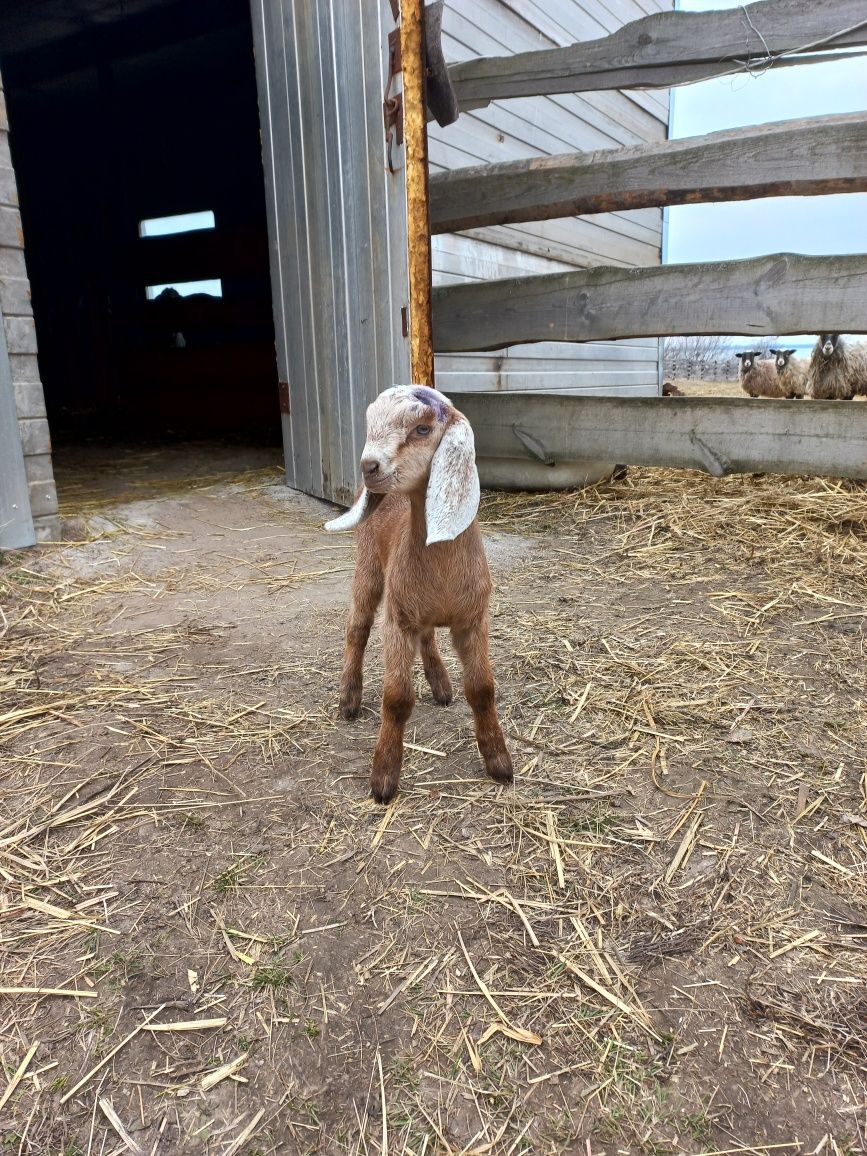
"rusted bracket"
423,1,460,127
383,28,404,174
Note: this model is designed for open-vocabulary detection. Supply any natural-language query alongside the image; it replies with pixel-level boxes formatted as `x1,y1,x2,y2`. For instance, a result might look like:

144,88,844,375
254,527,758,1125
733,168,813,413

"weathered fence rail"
444,0,867,108
418,0,867,488
433,253,867,351
451,393,867,481
430,114,867,233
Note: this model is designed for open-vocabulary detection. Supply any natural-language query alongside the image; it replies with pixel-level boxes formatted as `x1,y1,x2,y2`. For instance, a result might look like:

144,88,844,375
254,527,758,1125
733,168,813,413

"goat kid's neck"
407,488,430,545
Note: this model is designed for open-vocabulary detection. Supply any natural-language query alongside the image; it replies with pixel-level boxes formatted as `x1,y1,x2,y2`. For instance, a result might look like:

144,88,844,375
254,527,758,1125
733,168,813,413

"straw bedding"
1,455,865,1154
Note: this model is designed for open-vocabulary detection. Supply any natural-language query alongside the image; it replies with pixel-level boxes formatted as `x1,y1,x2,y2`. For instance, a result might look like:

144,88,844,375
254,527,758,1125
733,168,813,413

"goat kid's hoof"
425,670,453,706
485,751,514,786
338,688,362,720
370,773,400,805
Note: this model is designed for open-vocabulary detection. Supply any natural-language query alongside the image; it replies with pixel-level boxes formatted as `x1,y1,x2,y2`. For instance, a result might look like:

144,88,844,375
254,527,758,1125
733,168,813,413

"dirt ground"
2,443,866,1156
667,378,867,401
666,380,745,398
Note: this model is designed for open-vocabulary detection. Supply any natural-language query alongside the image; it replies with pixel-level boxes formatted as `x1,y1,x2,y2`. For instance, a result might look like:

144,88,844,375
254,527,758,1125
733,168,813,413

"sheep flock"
734,334,867,400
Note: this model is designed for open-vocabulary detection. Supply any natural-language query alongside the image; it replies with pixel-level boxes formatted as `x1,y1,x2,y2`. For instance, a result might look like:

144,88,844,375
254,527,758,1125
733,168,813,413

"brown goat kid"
325,385,513,804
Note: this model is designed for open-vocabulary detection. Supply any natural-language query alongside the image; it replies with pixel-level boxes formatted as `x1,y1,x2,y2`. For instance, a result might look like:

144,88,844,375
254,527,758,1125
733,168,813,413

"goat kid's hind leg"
420,629,453,706
371,620,416,804
338,542,383,720
452,623,513,786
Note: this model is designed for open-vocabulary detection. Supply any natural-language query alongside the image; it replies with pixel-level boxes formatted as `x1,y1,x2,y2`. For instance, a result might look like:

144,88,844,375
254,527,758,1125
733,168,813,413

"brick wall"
0,71,59,542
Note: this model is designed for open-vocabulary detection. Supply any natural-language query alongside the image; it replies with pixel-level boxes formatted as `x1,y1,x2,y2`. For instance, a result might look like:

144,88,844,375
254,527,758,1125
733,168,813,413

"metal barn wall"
0,71,59,545
430,0,672,397
250,0,411,507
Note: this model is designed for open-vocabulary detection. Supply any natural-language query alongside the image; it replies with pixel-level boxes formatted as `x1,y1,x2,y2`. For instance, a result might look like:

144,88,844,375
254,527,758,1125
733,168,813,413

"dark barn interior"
0,0,281,444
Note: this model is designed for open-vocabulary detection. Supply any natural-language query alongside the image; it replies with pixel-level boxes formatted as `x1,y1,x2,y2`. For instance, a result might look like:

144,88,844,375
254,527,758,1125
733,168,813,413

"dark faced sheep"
806,334,867,400
735,351,784,398
768,348,807,399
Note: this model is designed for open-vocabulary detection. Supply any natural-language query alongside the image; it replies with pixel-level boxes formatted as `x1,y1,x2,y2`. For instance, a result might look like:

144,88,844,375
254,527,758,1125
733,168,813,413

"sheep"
735,351,785,398
806,333,867,400
324,385,513,804
768,348,807,398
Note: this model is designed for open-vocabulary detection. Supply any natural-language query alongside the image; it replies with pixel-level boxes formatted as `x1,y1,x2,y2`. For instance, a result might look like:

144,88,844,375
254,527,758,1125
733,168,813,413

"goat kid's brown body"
339,489,512,804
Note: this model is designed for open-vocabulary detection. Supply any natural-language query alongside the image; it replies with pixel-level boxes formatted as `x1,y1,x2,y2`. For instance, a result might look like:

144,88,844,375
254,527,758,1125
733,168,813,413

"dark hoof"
426,671,453,706
370,774,399,805
485,750,514,786
339,687,362,720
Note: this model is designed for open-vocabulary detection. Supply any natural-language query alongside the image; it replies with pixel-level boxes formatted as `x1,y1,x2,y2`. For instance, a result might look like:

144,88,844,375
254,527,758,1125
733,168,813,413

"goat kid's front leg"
420,629,453,706
452,623,513,786
338,552,383,720
371,620,416,804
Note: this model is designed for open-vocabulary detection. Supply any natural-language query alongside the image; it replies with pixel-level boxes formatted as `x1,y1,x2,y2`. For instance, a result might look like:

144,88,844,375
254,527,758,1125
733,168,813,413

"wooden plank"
0,302,36,549
433,252,867,351
402,0,435,386
450,392,867,481
430,113,867,233
447,0,867,105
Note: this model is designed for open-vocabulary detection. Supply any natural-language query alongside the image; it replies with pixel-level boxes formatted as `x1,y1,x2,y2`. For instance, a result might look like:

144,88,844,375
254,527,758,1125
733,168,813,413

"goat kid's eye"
415,424,432,436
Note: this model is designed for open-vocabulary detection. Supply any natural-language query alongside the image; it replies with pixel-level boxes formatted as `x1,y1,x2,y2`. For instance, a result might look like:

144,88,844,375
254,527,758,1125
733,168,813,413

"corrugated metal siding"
250,0,411,505
431,0,673,397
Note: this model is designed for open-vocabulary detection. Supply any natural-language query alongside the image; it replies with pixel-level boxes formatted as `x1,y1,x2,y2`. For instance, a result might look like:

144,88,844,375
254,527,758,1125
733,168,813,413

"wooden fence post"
400,0,435,387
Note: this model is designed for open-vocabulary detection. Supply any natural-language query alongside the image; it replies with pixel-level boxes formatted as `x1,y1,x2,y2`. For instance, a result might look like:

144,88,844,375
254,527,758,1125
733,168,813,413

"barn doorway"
0,0,281,491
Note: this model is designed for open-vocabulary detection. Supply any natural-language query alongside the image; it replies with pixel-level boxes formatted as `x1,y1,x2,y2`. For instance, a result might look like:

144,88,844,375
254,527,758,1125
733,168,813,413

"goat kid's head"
769,348,797,372
324,385,480,545
818,333,841,359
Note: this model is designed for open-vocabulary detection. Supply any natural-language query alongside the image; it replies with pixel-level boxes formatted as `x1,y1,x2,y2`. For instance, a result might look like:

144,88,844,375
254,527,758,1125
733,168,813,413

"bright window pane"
139,210,216,237
146,279,223,299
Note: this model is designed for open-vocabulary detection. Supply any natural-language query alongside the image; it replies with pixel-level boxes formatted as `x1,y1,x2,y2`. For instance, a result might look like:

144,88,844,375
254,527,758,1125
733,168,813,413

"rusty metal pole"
399,0,435,388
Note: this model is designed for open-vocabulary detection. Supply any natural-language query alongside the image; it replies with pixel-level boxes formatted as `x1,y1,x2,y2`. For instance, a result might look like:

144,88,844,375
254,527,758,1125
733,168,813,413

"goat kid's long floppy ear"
425,416,480,546
324,488,382,532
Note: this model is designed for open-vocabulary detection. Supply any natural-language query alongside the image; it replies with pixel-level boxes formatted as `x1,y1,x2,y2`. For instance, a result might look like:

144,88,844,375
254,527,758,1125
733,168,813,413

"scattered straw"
2,456,864,1152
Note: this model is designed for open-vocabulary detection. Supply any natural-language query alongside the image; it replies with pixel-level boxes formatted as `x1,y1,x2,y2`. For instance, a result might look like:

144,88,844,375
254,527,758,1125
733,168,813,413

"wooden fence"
415,0,867,480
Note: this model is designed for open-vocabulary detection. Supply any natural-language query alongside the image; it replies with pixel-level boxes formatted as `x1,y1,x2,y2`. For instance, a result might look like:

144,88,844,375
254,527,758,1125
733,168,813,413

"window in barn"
146,278,223,299
139,210,216,237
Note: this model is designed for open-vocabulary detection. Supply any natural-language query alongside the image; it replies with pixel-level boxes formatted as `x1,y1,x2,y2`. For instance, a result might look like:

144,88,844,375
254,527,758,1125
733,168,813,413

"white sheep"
768,348,807,399
735,351,783,398
324,385,512,804
806,334,867,400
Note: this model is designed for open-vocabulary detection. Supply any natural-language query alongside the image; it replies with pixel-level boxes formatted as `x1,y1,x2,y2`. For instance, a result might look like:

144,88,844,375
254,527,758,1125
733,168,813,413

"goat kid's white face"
324,385,481,545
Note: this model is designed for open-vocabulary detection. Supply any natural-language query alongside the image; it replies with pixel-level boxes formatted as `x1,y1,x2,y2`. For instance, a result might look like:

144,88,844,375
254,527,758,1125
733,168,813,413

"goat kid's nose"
361,457,381,479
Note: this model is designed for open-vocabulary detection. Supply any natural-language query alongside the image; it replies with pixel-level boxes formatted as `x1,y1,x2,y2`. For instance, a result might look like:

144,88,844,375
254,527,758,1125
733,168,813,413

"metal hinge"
383,28,403,174
278,381,290,415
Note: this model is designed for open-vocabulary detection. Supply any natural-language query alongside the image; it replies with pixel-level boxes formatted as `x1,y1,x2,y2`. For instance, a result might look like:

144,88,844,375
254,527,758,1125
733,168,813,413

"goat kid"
325,385,513,804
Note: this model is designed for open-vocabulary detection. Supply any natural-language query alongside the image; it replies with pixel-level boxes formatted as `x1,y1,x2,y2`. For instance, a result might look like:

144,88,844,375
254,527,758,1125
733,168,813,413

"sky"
665,0,867,345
